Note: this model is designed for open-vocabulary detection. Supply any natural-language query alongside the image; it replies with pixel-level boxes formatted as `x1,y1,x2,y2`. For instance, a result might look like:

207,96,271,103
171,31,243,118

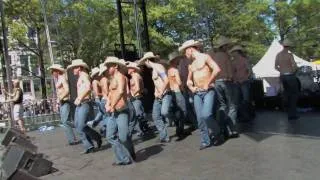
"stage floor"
27,110,320,180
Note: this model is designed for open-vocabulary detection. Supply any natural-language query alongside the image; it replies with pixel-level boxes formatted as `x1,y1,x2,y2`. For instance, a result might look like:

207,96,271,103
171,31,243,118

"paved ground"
28,110,320,180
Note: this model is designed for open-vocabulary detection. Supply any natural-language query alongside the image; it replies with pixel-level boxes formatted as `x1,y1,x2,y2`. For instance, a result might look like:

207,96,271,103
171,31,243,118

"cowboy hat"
229,45,244,53
104,57,127,72
90,67,100,78
67,59,89,70
178,40,202,52
215,36,232,48
282,39,294,47
48,64,65,73
137,52,160,65
168,51,184,63
99,63,108,76
126,61,141,71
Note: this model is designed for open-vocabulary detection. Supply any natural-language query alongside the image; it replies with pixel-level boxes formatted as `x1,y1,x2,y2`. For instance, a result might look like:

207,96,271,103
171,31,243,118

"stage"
20,110,320,180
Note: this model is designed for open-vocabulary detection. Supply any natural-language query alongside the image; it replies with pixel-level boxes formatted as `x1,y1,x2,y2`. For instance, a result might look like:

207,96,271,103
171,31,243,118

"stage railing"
0,98,61,131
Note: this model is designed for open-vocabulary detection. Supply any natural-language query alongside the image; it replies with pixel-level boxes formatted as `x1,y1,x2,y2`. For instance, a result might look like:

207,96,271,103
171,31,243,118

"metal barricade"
0,98,62,131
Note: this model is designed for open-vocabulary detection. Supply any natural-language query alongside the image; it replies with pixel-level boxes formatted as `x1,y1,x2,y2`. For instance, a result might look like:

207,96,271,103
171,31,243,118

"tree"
271,0,320,59
5,0,48,99
46,0,118,67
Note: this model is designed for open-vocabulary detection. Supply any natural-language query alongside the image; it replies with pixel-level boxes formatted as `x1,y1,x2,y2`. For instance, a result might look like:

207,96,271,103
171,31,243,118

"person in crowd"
92,63,110,135
177,53,197,130
49,64,78,145
275,39,299,120
229,45,254,122
90,67,104,131
126,61,148,136
104,57,134,166
167,51,189,140
180,40,221,150
3,79,26,134
67,59,102,154
138,52,172,143
209,36,239,138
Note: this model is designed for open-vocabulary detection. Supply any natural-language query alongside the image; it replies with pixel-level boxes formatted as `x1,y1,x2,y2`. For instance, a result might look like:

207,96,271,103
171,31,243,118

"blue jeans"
106,108,133,164
193,89,217,145
60,102,76,144
152,93,172,141
93,98,103,123
131,98,146,134
75,102,101,151
172,92,187,136
128,100,136,136
236,80,254,121
280,74,299,118
98,99,109,134
215,81,238,133
183,90,197,129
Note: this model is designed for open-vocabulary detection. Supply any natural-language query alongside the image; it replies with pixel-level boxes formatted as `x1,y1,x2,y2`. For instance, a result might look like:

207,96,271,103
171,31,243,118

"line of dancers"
49,36,254,166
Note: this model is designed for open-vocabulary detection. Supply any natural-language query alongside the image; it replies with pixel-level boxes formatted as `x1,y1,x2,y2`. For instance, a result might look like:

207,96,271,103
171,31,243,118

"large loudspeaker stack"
0,128,54,180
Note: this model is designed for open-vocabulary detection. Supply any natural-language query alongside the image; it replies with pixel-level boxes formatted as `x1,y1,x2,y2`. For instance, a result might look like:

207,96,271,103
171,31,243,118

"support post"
116,0,125,59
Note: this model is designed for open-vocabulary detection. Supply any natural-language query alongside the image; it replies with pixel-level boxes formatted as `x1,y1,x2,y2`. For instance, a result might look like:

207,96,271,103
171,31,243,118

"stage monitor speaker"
26,155,53,177
2,145,34,178
9,169,40,180
1,128,37,153
2,146,53,178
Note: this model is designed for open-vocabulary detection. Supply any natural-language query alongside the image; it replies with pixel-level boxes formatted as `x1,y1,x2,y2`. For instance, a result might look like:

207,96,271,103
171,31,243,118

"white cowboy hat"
48,64,65,73
229,45,244,53
104,57,127,72
126,61,141,71
178,40,202,52
215,36,232,48
282,39,294,47
137,52,160,65
67,59,89,70
99,63,108,76
168,51,184,63
90,67,100,78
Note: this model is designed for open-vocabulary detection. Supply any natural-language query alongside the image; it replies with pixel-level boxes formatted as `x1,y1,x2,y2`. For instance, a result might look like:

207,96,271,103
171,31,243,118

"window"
23,80,31,92
34,79,40,92
20,55,29,76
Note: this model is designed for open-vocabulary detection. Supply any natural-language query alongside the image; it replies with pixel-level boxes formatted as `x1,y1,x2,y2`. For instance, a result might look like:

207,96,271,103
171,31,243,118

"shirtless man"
104,57,133,166
4,79,26,133
179,40,221,150
230,45,254,122
67,59,102,154
138,52,171,143
90,67,104,129
275,39,299,120
209,36,238,138
49,64,77,145
168,51,188,140
126,62,148,136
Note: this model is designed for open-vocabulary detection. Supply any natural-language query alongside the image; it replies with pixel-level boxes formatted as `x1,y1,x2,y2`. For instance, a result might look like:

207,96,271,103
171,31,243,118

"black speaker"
9,169,40,180
2,145,34,178
24,154,53,177
2,146,53,178
1,128,37,153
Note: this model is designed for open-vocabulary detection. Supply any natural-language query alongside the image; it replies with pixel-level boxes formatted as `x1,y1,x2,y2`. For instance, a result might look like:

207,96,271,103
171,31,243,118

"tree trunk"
37,27,47,99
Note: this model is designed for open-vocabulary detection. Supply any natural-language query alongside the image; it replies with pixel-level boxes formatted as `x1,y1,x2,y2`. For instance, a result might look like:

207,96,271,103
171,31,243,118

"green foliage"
4,0,320,69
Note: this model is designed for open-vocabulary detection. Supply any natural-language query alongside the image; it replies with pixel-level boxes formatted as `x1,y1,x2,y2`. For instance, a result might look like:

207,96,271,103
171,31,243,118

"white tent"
253,40,314,96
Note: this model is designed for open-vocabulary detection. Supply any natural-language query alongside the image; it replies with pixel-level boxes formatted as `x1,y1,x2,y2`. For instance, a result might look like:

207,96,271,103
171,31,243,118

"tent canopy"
253,40,314,78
